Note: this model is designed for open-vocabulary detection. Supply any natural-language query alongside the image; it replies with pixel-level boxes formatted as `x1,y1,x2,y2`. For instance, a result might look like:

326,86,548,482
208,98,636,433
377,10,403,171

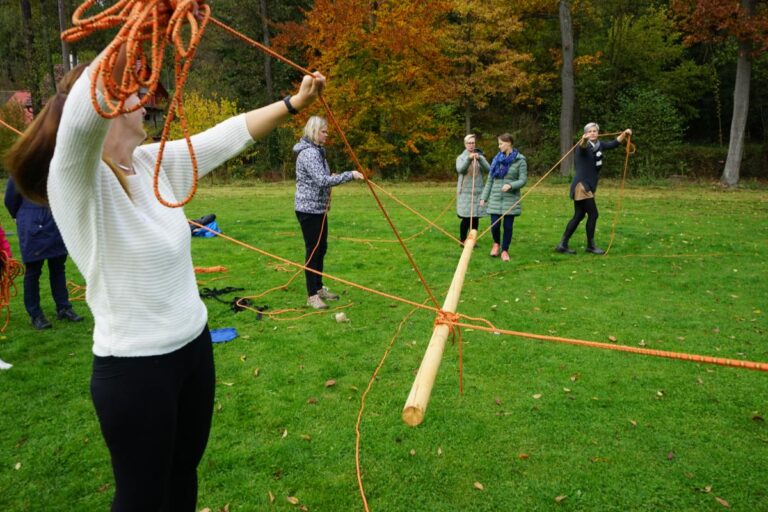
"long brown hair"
4,64,88,204
5,64,133,204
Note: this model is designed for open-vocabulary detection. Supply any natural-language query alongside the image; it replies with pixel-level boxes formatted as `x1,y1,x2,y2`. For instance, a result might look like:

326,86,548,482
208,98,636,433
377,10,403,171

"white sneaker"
307,295,328,309
317,287,339,301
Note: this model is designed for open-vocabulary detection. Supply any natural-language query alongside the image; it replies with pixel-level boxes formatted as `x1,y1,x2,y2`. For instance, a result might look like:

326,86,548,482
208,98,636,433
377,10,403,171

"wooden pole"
402,229,477,426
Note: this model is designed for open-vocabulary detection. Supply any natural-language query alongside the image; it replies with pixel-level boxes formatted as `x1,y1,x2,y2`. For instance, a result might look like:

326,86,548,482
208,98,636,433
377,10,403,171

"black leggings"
458,216,479,243
91,326,215,512
296,211,328,297
562,198,599,243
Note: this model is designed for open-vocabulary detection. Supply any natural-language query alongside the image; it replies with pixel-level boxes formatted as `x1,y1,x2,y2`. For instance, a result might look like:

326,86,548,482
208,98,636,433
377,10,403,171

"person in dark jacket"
555,123,632,255
4,178,82,329
294,116,364,309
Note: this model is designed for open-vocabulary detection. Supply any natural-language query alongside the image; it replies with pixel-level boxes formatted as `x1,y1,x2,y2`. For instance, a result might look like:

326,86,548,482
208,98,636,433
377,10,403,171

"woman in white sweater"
6,46,325,510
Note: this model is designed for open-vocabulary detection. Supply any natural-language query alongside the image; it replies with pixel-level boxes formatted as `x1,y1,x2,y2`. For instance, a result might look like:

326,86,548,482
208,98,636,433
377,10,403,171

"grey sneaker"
317,287,339,301
307,294,328,309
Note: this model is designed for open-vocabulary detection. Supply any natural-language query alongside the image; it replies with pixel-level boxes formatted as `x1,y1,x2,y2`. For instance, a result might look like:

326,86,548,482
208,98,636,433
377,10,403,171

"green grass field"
1,179,766,511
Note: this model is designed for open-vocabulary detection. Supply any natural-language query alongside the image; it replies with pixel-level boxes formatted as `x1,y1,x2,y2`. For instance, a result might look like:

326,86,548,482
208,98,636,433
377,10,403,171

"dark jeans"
562,198,599,243
458,216,480,243
296,211,328,297
23,255,71,318
91,326,215,512
489,214,515,251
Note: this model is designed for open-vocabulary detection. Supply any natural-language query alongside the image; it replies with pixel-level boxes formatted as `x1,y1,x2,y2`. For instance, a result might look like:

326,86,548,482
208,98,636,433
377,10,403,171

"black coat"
569,138,621,199
4,178,67,263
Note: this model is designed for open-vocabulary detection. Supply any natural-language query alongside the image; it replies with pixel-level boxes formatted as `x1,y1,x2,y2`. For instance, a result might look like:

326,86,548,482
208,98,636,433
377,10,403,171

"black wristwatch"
283,95,298,115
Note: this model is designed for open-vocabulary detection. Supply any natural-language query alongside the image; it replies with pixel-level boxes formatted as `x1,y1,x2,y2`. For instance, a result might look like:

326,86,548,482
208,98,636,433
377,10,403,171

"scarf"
489,149,519,179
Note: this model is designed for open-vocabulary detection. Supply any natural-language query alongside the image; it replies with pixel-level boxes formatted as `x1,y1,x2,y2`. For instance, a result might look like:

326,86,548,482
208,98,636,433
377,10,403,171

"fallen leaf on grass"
518,453,529,460
253,368,260,377
221,382,234,387
239,355,247,362
301,434,312,441
307,397,318,404
473,482,484,491
570,373,580,382
608,335,617,342
281,429,288,439
715,496,731,508
268,491,275,503
630,420,637,427
555,495,567,503
325,379,336,388
409,449,416,456
532,393,542,399
287,496,300,505
494,397,502,406
219,505,230,512
200,508,211,512
563,388,571,393
97,483,111,493
752,415,764,422
590,457,609,463
14,462,21,470
667,451,675,460
437,447,443,456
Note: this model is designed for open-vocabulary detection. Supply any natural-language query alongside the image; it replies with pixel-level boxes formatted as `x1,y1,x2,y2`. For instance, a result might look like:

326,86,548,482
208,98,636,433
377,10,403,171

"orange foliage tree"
274,0,453,177
444,0,553,135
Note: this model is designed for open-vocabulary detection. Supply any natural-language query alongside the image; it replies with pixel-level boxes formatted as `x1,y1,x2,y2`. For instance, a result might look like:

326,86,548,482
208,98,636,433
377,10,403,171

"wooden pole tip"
402,406,424,427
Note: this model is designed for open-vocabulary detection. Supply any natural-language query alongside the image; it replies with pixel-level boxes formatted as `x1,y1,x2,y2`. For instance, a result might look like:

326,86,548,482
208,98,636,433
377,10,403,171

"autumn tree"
673,0,768,187
444,0,541,135
274,0,454,177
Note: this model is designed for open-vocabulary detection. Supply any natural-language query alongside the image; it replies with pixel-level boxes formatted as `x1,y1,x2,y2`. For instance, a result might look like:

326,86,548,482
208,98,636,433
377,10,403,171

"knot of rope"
62,0,211,208
434,310,460,328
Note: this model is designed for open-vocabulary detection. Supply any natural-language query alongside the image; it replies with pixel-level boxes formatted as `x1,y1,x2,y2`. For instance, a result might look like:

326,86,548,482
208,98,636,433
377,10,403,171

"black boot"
586,239,605,255
555,239,576,254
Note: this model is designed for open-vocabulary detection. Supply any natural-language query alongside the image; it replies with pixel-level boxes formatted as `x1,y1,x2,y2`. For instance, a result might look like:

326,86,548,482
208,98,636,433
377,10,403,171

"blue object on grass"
192,220,220,238
210,327,238,343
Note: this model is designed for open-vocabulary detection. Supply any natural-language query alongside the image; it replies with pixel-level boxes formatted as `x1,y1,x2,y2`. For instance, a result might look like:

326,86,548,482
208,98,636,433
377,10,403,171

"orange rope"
0,250,25,333
337,190,456,244
209,17,441,310
604,133,635,255
478,140,581,240
355,303,425,512
0,117,23,136
188,220,768,373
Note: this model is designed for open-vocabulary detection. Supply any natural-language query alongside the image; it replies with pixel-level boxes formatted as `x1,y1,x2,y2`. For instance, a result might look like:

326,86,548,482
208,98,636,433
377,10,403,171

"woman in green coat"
480,133,527,261
455,134,490,244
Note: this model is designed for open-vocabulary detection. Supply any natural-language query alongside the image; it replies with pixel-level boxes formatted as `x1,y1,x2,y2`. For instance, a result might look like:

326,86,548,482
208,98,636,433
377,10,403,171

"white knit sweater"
48,71,254,357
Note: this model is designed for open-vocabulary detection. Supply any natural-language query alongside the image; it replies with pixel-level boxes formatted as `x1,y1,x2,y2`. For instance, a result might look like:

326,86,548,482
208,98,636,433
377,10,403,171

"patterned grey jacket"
293,137,354,214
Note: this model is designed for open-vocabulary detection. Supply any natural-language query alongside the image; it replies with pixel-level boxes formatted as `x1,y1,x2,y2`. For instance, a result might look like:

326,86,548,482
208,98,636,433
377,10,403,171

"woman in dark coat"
4,178,82,329
555,123,632,255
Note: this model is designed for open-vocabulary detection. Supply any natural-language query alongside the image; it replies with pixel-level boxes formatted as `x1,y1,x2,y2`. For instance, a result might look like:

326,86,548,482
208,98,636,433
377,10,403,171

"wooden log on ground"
402,229,477,426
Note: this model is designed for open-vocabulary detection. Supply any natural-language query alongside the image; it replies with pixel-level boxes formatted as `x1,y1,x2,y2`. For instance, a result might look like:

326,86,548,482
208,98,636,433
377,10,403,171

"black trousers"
458,216,479,243
296,211,328,297
562,198,599,243
91,326,215,512
23,255,71,318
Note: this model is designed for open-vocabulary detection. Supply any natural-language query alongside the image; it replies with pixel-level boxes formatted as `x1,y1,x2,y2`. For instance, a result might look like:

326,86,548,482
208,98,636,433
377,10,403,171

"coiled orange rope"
0,250,25,333
62,0,211,208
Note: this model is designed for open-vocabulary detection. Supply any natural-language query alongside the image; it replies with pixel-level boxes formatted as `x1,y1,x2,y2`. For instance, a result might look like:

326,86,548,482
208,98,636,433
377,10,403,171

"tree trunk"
20,0,43,114
559,0,575,175
721,0,754,188
259,0,272,100
58,0,70,72
40,0,57,94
